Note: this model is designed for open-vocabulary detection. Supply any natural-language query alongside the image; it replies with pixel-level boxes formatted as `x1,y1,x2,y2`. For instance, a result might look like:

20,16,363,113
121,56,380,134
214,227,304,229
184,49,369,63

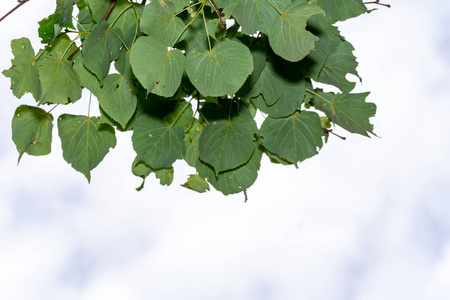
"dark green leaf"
197,144,262,195
252,76,305,118
12,105,53,162
186,40,253,96
268,1,323,62
82,21,122,84
233,0,291,34
73,53,100,96
184,119,204,167
199,114,258,174
246,61,283,105
109,0,143,47
38,13,62,44
317,0,367,21
132,114,186,169
88,0,114,23
130,36,185,97
97,74,137,128
311,90,376,136
37,55,82,104
56,0,76,28
58,115,117,182
140,0,186,46
316,40,360,93
46,34,79,60
260,111,323,163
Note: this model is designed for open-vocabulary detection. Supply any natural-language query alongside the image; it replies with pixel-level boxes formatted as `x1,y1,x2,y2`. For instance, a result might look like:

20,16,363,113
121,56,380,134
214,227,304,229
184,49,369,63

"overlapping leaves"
2,0,378,198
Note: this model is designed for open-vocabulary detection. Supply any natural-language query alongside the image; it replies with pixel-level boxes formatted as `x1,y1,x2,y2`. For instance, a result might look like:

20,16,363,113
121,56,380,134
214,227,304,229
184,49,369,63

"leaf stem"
208,0,225,30
202,10,212,51
174,1,203,17
88,93,92,117
306,88,332,105
110,28,130,51
171,0,207,48
47,104,59,114
170,99,192,128
265,0,283,15
109,3,133,28
61,40,77,60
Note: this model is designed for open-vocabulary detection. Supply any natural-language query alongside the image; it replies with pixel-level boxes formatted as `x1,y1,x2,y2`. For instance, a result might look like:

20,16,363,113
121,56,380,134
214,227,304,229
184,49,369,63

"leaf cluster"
3,0,377,197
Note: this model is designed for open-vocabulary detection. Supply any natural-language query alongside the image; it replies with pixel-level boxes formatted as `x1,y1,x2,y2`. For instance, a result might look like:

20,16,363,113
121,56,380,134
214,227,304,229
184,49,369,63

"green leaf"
183,17,209,52
12,105,53,162
130,36,185,97
237,42,267,100
2,38,42,101
37,55,82,104
140,0,186,46
132,114,186,169
182,174,210,193
311,90,376,136
131,157,152,191
82,21,122,84
247,61,283,105
132,157,175,189
184,119,204,167
260,111,323,163
109,0,144,47
197,144,263,195
316,40,360,93
268,1,323,62
186,40,253,97
46,34,79,61
252,76,305,118
56,0,76,28
233,0,291,34
317,0,367,21
58,115,117,182
97,74,137,128
73,53,100,96
88,0,113,23
199,114,258,174
38,13,62,44
115,49,134,79
154,167,174,186
299,14,341,79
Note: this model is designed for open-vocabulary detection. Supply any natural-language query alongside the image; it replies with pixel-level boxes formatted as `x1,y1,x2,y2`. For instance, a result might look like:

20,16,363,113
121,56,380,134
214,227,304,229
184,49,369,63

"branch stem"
0,0,30,23
364,1,391,8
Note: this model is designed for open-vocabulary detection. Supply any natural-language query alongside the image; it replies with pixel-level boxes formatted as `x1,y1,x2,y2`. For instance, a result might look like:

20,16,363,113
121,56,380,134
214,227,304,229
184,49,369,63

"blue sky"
1,0,450,299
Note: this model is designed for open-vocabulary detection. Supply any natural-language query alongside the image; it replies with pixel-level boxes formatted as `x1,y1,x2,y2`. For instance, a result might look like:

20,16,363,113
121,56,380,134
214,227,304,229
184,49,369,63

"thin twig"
101,0,117,22
68,44,83,60
322,127,346,140
209,0,225,30
0,0,30,23
364,1,391,8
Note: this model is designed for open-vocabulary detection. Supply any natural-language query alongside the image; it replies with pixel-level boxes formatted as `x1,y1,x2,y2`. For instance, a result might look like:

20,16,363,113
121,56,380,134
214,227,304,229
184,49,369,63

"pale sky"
1,1,450,299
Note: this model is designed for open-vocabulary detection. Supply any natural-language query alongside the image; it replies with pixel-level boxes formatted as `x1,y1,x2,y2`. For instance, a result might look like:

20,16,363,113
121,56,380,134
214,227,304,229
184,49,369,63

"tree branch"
101,0,117,22
364,1,391,8
0,0,31,23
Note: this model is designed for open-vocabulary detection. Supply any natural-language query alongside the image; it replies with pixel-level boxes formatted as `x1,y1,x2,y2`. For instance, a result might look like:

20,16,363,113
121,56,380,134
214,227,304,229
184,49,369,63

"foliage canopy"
3,0,380,197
